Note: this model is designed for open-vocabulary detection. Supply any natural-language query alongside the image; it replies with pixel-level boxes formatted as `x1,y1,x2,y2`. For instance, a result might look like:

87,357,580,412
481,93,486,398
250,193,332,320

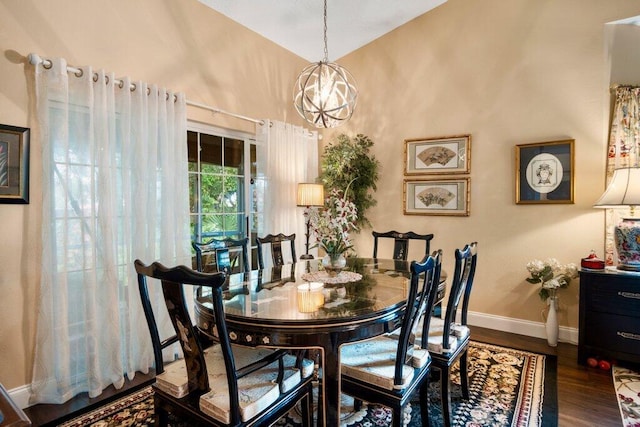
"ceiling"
198,0,448,62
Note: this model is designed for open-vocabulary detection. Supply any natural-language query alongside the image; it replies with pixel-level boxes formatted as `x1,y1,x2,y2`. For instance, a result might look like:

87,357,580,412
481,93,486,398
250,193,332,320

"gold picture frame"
515,139,574,204
403,178,470,216
404,135,471,175
0,124,30,204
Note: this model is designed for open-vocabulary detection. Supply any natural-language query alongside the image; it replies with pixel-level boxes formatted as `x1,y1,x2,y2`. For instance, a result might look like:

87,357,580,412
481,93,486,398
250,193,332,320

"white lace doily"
301,271,363,284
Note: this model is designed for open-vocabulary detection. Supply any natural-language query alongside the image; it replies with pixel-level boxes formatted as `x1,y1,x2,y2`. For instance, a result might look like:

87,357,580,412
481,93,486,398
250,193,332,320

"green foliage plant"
319,134,380,229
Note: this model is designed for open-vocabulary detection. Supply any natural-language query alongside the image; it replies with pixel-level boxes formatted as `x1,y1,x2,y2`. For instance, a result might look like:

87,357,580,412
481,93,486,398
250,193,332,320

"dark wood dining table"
194,257,445,427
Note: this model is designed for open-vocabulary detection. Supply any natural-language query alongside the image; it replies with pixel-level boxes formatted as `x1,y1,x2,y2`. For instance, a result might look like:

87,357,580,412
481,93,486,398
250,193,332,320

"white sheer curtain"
30,57,190,404
257,120,319,261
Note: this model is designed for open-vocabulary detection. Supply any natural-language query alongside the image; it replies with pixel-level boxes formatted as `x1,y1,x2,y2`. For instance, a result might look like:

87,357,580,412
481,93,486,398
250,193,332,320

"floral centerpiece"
306,188,358,271
525,258,578,301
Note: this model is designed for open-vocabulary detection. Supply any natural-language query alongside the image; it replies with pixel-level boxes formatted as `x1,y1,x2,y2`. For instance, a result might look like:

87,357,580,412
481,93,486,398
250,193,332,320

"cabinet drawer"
585,279,640,316
584,312,640,356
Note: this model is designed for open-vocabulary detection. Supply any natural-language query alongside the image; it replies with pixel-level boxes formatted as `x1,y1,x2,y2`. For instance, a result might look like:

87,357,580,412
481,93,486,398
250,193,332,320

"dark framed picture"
404,135,471,175
403,177,470,216
0,124,30,204
515,139,574,204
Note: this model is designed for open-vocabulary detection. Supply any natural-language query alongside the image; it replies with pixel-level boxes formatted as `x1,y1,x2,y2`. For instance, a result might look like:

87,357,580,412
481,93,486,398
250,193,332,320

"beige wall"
2,0,640,393
329,0,640,335
0,0,308,391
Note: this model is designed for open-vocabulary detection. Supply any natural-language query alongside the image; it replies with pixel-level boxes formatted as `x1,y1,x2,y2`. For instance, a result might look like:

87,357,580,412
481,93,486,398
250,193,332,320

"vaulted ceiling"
198,0,447,62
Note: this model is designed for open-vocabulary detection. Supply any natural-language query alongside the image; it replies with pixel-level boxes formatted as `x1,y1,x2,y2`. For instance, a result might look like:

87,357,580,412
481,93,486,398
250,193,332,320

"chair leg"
154,395,169,427
300,391,313,427
441,368,453,427
420,377,430,426
460,351,470,400
392,406,403,427
354,398,364,411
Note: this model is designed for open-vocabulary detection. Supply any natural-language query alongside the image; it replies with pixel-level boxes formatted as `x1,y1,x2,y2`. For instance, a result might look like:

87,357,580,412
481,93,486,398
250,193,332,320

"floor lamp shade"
297,183,325,259
594,167,640,271
297,183,325,207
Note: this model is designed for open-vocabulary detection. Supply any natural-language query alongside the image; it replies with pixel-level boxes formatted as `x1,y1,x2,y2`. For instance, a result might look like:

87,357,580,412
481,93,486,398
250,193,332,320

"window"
187,124,265,268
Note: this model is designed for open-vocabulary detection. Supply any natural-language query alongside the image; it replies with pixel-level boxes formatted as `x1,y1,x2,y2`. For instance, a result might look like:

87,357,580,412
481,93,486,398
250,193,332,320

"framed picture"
403,178,470,216
0,124,30,204
404,135,471,175
515,139,574,204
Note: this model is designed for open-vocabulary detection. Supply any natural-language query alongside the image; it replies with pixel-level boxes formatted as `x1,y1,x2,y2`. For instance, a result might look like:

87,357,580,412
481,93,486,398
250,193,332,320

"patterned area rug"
613,365,640,427
59,341,557,427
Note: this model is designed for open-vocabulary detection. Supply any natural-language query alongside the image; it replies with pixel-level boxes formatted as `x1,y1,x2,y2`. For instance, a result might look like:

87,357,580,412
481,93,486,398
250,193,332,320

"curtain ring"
104,75,110,85
118,80,124,89
74,68,83,78
130,83,136,92
92,73,98,83
146,87,151,96
165,92,169,101
42,60,52,70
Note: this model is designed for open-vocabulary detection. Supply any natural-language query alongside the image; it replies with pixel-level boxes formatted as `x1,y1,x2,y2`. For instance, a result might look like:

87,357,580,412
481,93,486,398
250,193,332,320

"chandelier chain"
323,0,328,62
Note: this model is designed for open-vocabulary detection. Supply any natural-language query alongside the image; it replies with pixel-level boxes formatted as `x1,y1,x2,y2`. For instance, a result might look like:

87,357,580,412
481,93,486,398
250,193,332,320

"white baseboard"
8,311,578,410
467,310,579,345
7,384,31,410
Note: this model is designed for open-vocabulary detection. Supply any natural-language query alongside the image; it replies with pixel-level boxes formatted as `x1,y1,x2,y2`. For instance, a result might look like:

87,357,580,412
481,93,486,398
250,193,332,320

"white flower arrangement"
525,258,578,301
306,188,358,259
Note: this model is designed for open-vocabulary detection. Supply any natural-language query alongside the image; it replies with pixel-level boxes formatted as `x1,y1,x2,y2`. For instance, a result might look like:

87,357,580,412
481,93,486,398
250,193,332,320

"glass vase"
322,253,347,277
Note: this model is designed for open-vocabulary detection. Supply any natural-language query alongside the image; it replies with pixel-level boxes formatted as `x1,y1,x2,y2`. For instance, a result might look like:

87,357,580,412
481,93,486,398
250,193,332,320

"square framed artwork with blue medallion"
516,139,574,204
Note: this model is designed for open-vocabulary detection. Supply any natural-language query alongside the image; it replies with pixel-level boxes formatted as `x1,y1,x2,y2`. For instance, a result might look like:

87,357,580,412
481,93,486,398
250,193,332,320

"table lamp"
594,166,640,271
297,183,325,259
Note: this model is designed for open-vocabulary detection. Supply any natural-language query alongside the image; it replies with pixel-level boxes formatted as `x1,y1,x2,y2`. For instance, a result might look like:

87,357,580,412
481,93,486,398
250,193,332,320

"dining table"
194,257,446,427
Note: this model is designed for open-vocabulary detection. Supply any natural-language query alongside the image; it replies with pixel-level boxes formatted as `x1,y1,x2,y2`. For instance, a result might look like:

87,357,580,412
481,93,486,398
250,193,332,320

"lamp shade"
297,183,325,207
594,167,640,271
594,167,640,208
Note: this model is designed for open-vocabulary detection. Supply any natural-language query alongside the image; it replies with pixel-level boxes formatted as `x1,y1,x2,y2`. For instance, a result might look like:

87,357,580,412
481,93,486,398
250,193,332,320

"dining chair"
372,230,434,261
192,237,250,274
255,233,297,269
339,250,443,427
413,241,478,427
134,260,314,427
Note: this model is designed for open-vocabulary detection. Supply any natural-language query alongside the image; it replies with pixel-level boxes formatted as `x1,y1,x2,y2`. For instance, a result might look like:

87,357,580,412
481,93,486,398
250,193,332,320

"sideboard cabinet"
578,269,640,365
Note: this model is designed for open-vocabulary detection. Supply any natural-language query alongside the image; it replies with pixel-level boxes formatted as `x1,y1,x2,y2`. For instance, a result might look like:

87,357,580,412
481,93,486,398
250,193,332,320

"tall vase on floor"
545,295,559,347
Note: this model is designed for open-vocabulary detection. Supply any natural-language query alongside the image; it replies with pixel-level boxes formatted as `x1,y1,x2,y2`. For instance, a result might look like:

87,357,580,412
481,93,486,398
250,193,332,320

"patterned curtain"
604,87,640,264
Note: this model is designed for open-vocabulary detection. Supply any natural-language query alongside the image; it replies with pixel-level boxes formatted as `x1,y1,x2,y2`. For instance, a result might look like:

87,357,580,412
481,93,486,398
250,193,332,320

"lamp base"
614,218,640,271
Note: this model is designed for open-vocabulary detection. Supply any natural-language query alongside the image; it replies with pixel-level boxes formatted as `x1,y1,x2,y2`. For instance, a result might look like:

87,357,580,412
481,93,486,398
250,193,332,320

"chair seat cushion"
199,344,315,424
155,344,312,401
340,336,420,390
415,317,470,355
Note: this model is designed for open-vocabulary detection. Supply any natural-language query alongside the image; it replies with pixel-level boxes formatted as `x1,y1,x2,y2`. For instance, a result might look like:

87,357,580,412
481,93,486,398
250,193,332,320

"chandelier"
293,0,358,128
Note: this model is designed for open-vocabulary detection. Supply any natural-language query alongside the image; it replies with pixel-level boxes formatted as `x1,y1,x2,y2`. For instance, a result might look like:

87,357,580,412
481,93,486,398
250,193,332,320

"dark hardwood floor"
23,326,627,426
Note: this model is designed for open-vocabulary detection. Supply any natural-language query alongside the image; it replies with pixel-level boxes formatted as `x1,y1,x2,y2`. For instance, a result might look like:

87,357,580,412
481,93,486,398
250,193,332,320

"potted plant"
319,133,380,229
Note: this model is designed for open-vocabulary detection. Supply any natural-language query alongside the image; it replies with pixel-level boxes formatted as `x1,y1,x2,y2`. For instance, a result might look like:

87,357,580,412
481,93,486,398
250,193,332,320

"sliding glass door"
187,123,265,269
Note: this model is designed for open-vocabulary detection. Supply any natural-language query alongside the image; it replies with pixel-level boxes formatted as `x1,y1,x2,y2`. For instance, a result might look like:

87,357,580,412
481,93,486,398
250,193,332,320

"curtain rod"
27,53,264,126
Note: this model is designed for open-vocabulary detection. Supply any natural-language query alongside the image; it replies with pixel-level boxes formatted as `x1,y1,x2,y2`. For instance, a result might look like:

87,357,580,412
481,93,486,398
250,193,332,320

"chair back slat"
372,230,434,261
256,233,297,269
440,242,478,349
393,250,442,385
192,237,250,273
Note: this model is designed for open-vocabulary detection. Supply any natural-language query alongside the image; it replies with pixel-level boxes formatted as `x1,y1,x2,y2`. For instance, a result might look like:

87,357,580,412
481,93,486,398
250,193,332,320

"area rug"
59,341,557,427
613,365,640,427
